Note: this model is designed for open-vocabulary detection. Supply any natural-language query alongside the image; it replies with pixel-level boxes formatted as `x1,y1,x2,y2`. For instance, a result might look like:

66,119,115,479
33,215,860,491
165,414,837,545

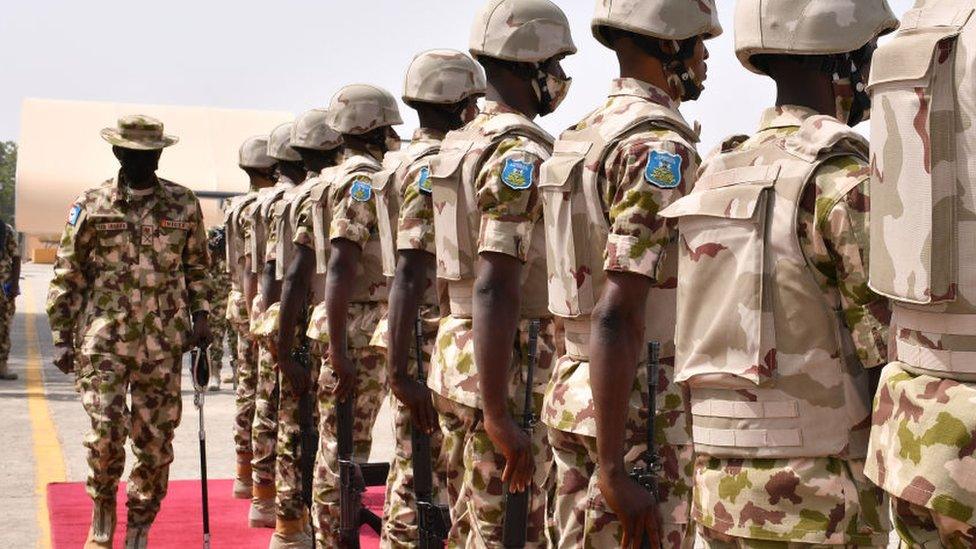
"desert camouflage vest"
223,192,258,325
249,183,292,274
868,2,976,382
312,155,387,303
274,172,330,305
430,113,552,319
540,100,697,361
373,140,440,308
659,115,872,459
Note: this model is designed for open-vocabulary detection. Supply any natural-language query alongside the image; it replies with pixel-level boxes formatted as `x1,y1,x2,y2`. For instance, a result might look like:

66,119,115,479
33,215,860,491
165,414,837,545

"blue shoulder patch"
644,150,682,189
67,204,82,226
501,158,534,190
350,178,373,202
417,165,432,194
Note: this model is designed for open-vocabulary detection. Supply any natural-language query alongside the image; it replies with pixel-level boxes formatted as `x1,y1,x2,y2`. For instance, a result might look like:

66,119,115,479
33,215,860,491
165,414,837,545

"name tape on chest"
644,150,683,189
501,158,535,191
95,222,129,232
161,219,192,231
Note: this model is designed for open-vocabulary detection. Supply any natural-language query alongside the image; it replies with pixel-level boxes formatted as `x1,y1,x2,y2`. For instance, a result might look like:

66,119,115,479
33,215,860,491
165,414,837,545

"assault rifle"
501,320,540,549
338,388,390,547
292,297,318,538
630,341,662,549
411,316,451,548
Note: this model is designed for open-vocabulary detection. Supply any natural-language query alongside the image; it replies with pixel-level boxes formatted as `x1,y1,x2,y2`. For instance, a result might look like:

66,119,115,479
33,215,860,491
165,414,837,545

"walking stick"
191,346,212,549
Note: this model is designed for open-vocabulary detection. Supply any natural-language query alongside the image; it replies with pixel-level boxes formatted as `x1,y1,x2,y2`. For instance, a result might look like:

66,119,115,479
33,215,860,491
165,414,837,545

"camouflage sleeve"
330,172,377,249
396,157,435,255
604,133,698,279
7,224,19,260
802,155,890,368
292,197,315,250
475,136,546,262
264,207,280,263
46,199,93,346
240,202,255,259
183,196,212,314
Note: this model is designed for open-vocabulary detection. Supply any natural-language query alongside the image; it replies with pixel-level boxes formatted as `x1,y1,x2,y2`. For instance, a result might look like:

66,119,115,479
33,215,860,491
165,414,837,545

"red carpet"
48,480,385,548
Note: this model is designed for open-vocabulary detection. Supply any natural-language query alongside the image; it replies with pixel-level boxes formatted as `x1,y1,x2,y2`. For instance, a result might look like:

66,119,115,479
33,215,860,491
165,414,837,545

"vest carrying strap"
691,399,799,419
897,339,976,375
893,307,976,336
692,425,803,449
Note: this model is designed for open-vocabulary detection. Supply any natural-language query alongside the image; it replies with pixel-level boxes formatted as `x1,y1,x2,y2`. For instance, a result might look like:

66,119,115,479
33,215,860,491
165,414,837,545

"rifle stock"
630,341,662,549
337,384,387,548
502,320,540,549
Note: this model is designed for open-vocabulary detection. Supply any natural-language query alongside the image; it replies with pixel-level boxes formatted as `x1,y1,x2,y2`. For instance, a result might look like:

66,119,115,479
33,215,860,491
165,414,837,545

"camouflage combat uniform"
370,128,449,548
0,222,19,374
865,3,976,547
658,106,892,547
47,177,210,528
209,250,231,378
428,100,558,548
540,78,697,549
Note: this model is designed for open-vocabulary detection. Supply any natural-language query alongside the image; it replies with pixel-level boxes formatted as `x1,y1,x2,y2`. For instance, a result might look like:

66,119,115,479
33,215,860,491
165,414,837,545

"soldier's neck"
486,84,538,120
617,52,677,101
341,138,379,162
774,76,835,117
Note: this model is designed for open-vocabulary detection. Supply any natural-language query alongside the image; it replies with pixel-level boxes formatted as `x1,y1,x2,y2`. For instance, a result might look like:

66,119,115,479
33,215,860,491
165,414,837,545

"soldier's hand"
187,315,212,350
390,375,438,435
331,352,357,402
598,470,661,549
484,413,534,493
53,345,75,375
279,355,310,396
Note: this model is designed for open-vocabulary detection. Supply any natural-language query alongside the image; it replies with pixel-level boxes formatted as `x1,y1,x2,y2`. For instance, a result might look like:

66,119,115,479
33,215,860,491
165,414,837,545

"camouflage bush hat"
324,84,403,136
239,135,275,169
735,0,899,74
592,0,722,45
291,109,342,151
267,122,301,162
403,49,487,105
100,115,178,150
469,0,577,63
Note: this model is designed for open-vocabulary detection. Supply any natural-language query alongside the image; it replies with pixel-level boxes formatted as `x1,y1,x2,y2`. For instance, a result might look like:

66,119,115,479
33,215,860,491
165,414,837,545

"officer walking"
0,218,20,381
658,2,897,547
47,115,211,549
541,2,720,547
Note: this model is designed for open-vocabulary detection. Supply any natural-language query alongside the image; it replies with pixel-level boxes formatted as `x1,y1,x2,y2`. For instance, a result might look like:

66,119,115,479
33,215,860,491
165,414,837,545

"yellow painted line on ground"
23,283,66,549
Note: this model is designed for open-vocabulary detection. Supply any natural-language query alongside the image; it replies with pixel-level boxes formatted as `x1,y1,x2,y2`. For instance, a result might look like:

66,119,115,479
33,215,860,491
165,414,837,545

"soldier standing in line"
368,50,485,547
207,226,231,390
655,2,897,547
248,122,304,528
47,115,211,549
225,135,277,500
0,218,20,381
266,108,342,549
425,0,574,545
865,1,976,547
540,2,720,547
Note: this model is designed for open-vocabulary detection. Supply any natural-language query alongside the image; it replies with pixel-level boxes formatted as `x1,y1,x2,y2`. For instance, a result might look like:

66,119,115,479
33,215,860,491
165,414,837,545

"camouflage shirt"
693,106,891,545
47,176,211,360
396,128,444,256
0,223,19,283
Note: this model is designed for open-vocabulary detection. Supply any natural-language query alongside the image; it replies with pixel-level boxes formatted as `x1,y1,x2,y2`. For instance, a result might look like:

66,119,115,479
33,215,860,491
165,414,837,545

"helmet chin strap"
531,64,555,115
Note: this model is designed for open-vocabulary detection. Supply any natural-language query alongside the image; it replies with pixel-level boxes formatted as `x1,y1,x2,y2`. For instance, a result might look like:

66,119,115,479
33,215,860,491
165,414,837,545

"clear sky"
0,0,916,153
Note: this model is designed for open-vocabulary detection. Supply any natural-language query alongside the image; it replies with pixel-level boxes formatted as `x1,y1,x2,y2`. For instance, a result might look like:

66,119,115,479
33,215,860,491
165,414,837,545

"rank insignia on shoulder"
350,178,373,202
644,150,682,189
67,204,82,226
417,166,432,194
501,158,534,190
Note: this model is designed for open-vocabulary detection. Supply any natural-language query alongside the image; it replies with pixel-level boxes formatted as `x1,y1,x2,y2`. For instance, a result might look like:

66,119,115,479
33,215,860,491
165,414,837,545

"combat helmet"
403,49,487,105
267,122,301,162
324,84,403,136
469,0,577,63
592,0,722,45
291,109,342,151
239,136,276,169
734,0,898,74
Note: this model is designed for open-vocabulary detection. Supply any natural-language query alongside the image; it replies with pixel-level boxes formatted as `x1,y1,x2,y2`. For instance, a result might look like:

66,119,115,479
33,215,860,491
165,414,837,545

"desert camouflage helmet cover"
403,49,487,105
469,0,577,63
592,0,723,45
735,0,899,74
291,109,342,151
324,84,403,135
239,135,276,169
267,122,301,162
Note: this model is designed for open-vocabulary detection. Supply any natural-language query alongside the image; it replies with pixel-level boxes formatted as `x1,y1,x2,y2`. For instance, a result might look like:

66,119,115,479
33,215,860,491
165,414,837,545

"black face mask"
634,36,704,101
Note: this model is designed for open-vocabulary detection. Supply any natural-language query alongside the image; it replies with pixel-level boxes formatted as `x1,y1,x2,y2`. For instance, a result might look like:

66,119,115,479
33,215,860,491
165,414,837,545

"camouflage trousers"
431,394,552,549
312,347,388,547
275,343,321,521
698,527,883,548
547,427,694,549
251,345,279,492
233,326,258,456
209,315,229,376
0,295,14,369
76,352,182,527
891,497,976,549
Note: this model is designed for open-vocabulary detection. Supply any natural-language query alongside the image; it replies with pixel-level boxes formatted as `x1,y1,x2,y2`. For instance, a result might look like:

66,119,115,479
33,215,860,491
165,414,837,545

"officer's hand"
598,470,661,549
188,316,212,350
484,413,534,493
390,374,438,435
331,352,357,402
279,354,310,396
53,345,75,375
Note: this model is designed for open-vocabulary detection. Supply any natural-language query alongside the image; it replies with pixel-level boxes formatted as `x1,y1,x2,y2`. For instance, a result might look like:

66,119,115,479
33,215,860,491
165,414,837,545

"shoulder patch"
417,165,432,194
644,150,682,189
350,178,373,202
67,204,82,226
501,158,534,190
